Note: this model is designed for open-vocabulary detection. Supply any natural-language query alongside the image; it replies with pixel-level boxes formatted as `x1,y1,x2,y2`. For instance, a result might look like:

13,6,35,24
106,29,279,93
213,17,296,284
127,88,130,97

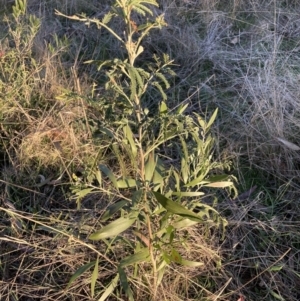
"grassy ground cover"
1,0,300,300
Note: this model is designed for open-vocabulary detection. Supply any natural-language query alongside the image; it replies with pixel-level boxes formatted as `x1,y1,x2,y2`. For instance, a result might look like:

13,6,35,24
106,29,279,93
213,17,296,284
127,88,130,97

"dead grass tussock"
218,188,300,301
18,101,96,171
160,0,300,184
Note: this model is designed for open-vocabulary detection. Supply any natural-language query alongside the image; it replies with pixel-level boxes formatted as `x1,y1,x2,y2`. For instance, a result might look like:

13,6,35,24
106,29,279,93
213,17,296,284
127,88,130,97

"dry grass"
1,0,300,300
0,200,223,300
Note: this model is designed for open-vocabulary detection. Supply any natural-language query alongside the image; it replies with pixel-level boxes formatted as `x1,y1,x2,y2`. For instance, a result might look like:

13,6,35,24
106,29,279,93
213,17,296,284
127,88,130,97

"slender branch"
54,10,124,44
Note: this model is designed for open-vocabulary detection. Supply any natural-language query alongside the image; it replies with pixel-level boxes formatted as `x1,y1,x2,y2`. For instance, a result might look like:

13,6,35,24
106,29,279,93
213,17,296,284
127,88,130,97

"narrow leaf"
145,152,157,182
153,157,165,190
157,259,168,272
95,169,102,185
179,136,189,184
89,215,137,240
146,129,177,156
181,259,204,267
177,103,189,114
157,262,167,285
99,165,119,189
172,191,205,197
100,200,128,222
171,218,199,230
153,169,163,190
276,137,300,151
118,267,134,301
99,126,115,138
269,290,285,301
194,113,206,130
91,257,99,298
206,108,218,130
99,274,119,301
268,265,284,272
184,172,206,187
204,181,233,188
67,261,96,288
117,178,138,188
124,124,137,157
120,248,150,267
152,191,204,222
132,189,143,206
75,188,94,199
170,248,182,263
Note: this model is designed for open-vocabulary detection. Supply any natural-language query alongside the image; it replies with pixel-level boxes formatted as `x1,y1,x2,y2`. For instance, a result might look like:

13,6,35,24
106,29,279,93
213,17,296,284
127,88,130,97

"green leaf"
195,114,206,130
89,215,137,240
132,189,144,206
136,45,144,57
152,191,204,222
102,12,113,24
120,248,151,267
173,170,180,191
145,128,178,156
162,251,171,265
75,188,94,199
206,108,218,130
181,158,189,185
180,259,204,267
99,165,119,189
170,248,182,263
179,135,189,184
152,157,165,190
203,181,233,188
184,172,206,187
171,217,199,230
159,101,168,114
118,267,134,301
172,191,205,197
124,124,137,158
67,261,96,289
99,126,115,138
117,178,138,188
156,72,170,89
269,290,285,301
152,81,167,100
153,169,163,191
176,103,189,114
91,256,99,298
95,168,102,185
145,153,157,182
268,265,284,272
99,274,119,301
112,143,128,178
157,261,167,285
157,259,168,272
101,200,128,222
131,3,156,16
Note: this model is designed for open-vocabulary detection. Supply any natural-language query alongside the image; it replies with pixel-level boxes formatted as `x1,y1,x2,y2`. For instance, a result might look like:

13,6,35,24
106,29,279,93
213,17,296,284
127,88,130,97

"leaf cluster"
57,0,236,299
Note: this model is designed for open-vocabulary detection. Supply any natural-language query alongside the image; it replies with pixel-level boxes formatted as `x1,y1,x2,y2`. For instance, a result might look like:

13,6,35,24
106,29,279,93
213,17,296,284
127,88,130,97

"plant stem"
145,202,157,299
121,2,159,297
